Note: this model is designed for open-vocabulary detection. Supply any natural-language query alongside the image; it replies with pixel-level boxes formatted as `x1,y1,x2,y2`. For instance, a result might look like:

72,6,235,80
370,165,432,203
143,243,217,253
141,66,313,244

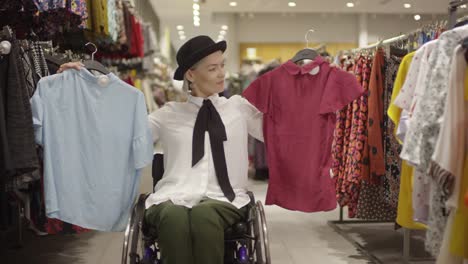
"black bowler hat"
173,35,227,80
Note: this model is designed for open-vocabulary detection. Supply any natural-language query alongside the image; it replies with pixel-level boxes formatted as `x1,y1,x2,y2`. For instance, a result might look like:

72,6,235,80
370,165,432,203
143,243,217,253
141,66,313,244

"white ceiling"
151,0,454,48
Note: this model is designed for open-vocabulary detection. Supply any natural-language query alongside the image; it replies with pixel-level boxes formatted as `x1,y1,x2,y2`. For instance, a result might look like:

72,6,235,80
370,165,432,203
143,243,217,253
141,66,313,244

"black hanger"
83,42,110,75
291,29,319,63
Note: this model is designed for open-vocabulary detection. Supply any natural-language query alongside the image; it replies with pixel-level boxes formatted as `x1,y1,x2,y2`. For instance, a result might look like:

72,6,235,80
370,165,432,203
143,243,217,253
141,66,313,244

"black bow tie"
192,99,235,202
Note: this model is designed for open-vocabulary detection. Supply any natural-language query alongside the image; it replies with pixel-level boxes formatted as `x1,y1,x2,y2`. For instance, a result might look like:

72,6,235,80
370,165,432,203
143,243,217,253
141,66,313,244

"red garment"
366,49,386,182
129,15,144,58
243,57,363,212
332,56,371,218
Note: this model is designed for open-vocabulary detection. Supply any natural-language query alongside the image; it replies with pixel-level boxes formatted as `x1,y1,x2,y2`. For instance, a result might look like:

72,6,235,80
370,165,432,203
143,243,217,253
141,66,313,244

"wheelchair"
121,154,271,264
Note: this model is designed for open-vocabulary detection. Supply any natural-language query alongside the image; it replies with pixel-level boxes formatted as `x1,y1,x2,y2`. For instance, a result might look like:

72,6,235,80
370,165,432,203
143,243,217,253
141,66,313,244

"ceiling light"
288,2,296,7
221,25,228,30
180,35,187,40
220,30,227,35
414,14,421,21
178,31,185,36
193,10,200,16
193,15,200,22
194,21,200,27
193,0,199,2
176,25,184,30
229,2,237,7
193,3,200,10
462,4,467,8
403,3,411,8
346,2,355,7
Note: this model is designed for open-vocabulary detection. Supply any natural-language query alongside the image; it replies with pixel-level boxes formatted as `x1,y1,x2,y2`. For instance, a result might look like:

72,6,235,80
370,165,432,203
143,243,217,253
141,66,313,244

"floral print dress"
332,55,371,218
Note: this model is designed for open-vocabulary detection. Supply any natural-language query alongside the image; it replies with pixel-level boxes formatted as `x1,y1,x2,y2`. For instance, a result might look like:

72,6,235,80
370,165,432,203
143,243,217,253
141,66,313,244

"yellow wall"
239,42,357,65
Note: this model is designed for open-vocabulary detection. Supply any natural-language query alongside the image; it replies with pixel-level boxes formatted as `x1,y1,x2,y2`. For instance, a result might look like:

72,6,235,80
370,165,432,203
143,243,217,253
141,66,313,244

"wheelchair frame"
121,192,271,264
122,154,271,264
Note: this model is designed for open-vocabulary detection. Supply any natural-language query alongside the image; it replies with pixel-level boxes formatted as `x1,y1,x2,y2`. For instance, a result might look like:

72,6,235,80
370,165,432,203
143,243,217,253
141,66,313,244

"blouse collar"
282,56,327,76
188,93,220,107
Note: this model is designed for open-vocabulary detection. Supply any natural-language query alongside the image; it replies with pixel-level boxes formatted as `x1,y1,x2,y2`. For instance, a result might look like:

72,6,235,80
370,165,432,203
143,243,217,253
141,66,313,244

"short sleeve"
132,92,153,169
394,52,420,111
236,95,264,142
319,68,363,114
30,84,44,146
242,76,271,114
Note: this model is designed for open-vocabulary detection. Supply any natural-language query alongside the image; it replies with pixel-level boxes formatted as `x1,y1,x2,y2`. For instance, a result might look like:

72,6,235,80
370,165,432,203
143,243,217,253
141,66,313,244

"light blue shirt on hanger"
31,68,153,232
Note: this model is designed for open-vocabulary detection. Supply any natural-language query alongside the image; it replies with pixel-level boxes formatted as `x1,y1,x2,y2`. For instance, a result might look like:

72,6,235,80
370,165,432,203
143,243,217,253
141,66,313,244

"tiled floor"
2,167,434,264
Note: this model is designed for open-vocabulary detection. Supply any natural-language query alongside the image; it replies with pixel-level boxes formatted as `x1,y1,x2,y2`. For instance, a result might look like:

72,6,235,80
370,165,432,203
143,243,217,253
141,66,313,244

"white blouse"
145,94,264,209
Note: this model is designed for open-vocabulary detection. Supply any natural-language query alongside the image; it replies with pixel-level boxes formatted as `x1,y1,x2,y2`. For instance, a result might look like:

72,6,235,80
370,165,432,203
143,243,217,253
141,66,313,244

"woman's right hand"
57,62,84,74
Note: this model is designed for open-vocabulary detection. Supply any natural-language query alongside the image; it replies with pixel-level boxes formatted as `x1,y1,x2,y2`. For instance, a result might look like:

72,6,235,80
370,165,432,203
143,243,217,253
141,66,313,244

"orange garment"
365,49,386,182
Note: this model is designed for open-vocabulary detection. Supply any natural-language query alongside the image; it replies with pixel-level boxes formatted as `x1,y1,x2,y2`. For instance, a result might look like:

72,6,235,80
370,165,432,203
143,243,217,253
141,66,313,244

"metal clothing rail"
351,34,408,53
328,208,433,264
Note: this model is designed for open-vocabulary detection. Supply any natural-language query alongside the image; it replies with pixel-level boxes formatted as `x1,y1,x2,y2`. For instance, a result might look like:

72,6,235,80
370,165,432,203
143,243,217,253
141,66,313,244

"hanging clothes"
383,54,404,208
365,48,386,182
243,57,363,212
0,35,39,178
355,49,396,221
395,40,438,224
388,52,427,230
30,68,153,231
430,45,468,262
332,55,371,218
399,25,468,256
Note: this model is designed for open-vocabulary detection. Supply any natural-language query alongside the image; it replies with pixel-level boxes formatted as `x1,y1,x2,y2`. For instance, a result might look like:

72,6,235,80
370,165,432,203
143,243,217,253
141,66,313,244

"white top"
145,94,264,209
394,40,437,113
432,45,468,210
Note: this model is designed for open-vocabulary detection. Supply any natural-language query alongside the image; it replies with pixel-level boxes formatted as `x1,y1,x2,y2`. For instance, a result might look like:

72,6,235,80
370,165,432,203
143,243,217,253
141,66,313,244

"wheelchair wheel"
252,201,271,264
122,194,147,264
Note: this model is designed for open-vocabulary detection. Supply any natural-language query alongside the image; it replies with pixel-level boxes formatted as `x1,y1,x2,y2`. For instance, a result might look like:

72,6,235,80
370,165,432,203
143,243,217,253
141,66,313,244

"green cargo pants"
144,198,248,264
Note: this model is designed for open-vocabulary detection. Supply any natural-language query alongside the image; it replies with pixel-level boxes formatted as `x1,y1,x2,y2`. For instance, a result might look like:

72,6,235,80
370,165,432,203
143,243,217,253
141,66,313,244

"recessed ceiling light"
346,2,355,7
193,15,200,22
193,3,200,10
194,21,200,27
193,10,200,16
176,25,184,30
220,30,227,35
180,35,187,40
229,2,237,7
414,14,421,21
221,25,228,30
288,2,296,7
403,3,411,8
461,4,467,8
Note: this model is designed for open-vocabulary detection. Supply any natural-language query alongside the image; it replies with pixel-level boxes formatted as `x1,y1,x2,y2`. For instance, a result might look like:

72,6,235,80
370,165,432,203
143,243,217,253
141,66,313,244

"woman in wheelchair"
60,35,265,264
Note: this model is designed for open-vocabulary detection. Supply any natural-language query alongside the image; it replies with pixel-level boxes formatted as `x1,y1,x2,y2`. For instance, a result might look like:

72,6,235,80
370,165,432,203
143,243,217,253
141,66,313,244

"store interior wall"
157,9,446,73
215,12,446,72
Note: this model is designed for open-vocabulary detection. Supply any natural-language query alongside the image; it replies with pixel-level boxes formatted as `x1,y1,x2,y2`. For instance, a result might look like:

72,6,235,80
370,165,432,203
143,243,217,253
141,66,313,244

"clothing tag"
97,75,110,87
309,66,320,75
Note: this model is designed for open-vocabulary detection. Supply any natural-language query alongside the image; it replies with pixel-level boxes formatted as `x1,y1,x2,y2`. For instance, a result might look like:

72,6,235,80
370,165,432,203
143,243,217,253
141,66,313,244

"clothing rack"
449,0,468,28
329,15,451,263
352,34,408,53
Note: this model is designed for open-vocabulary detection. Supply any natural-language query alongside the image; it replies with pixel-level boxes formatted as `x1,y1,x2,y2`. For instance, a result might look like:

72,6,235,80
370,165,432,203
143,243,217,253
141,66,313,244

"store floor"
2,167,434,264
